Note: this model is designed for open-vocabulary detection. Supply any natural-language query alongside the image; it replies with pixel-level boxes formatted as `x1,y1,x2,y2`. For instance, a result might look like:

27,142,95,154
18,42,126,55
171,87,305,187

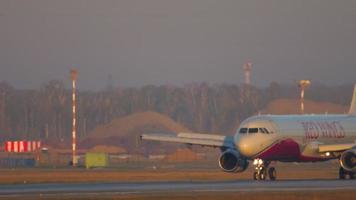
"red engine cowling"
218,150,248,173
340,149,356,172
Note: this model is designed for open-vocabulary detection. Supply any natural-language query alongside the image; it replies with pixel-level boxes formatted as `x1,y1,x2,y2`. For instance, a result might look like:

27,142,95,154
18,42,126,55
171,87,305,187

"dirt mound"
88,111,189,139
261,99,348,115
80,111,190,151
165,148,199,162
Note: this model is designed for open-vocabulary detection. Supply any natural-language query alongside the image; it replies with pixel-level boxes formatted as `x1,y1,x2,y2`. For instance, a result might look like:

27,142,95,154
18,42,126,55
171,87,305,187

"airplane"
141,84,356,180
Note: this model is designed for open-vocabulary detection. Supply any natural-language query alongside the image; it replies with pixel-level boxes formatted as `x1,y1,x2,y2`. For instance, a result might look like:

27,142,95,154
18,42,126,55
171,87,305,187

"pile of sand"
261,99,348,115
80,111,190,150
87,111,190,139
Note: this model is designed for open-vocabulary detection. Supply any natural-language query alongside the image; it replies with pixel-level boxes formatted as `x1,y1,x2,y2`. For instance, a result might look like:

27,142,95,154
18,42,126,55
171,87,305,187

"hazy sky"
0,0,356,90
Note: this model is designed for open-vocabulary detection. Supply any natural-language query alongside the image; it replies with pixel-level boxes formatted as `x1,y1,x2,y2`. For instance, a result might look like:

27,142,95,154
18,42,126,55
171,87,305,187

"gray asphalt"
0,180,356,197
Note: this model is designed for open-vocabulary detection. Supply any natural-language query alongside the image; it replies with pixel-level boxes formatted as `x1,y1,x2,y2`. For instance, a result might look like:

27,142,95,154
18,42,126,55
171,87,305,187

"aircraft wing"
318,143,356,153
140,132,234,149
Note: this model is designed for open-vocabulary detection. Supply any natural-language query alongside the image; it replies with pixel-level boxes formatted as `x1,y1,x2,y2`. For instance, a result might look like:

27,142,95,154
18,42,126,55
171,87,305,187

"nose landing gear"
253,159,276,180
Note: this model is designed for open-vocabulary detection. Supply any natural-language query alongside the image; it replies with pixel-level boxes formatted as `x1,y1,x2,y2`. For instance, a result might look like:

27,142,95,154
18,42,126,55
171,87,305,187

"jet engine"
340,149,356,172
218,149,248,172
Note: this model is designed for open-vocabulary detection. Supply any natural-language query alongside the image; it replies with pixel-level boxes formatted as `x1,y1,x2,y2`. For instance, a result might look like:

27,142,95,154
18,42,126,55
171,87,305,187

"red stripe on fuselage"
256,139,330,162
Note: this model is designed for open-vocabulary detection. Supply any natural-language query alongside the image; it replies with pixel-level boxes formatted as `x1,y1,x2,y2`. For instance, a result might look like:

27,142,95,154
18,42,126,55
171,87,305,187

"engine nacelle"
340,149,356,172
218,149,248,173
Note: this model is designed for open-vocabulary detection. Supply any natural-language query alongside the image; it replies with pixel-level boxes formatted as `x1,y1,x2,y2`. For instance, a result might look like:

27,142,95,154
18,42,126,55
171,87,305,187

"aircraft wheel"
268,167,277,180
259,168,267,180
253,171,258,180
339,167,346,179
349,172,354,180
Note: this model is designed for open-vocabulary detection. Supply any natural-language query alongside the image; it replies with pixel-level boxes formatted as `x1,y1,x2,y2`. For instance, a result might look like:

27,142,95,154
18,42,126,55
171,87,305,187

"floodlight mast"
70,69,78,166
298,80,311,114
243,62,252,85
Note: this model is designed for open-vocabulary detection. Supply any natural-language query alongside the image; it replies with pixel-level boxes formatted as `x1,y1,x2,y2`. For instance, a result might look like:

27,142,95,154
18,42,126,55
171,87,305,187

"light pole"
298,80,311,114
70,69,78,166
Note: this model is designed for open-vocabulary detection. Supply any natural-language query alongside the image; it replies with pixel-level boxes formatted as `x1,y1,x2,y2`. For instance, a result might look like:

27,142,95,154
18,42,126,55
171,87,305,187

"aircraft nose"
237,136,257,158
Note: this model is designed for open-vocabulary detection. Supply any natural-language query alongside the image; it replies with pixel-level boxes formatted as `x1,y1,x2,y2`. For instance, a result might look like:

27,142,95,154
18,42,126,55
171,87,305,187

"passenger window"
239,128,248,134
248,128,258,134
259,128,266,134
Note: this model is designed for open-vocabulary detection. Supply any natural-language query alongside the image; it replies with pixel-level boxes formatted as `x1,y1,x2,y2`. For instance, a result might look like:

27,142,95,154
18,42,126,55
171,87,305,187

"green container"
85,153,109,169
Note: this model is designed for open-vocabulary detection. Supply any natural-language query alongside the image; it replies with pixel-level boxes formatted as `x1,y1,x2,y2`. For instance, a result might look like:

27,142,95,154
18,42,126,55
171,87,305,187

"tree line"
0,80,353,144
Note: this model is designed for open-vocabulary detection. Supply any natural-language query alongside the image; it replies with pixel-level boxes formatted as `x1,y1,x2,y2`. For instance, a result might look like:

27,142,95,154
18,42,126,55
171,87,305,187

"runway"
0,179,356,198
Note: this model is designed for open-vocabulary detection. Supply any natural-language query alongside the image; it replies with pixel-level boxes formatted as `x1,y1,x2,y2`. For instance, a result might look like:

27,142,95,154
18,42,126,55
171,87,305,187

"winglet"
349,84,356,115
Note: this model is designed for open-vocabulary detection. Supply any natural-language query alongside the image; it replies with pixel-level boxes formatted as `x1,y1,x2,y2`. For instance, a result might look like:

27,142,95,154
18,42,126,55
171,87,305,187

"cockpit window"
248,128,258,134
239,128,248,134
240,127,272,134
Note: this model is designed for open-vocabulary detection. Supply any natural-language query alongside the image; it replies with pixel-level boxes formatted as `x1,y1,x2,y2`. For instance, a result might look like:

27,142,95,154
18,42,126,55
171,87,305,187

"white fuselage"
234,114,356,162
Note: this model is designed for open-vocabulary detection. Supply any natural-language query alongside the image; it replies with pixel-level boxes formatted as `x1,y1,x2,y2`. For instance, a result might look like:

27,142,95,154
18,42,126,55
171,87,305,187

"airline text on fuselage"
300,121,346,140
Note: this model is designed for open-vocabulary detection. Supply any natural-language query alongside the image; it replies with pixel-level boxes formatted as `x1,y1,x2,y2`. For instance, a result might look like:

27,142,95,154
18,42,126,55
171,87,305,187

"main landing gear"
253,159,276,181
339,167,354,180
